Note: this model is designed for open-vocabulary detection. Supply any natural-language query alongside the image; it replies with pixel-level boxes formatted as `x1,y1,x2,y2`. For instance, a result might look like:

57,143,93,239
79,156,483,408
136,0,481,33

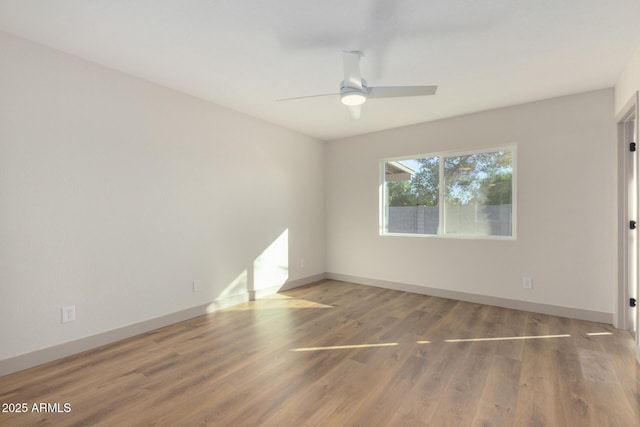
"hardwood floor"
1,280,639,426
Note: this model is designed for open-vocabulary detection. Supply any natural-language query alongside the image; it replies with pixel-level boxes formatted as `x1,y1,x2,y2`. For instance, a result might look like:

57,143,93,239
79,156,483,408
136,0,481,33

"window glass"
383,148,514,238
385,157,439,234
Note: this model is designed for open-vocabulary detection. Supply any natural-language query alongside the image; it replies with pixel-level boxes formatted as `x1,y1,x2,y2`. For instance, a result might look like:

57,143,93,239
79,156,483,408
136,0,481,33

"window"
382,147,515,238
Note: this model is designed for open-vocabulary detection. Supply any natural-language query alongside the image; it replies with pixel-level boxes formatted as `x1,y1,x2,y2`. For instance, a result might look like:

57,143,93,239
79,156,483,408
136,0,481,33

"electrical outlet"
522,277,533,289
62,305,76,323
193,280,202,292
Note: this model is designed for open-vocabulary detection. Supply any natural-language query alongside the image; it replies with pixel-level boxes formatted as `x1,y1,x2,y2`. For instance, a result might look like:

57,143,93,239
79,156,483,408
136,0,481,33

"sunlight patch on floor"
224,294,334,311
291,343,399,352
443,334,571,343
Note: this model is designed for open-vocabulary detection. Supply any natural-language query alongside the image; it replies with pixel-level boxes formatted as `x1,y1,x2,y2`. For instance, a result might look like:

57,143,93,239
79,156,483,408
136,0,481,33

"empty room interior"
1,1,640,426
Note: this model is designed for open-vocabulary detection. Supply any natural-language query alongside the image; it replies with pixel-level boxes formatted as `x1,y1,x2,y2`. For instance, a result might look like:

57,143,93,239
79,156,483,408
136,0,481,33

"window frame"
379,144,517,240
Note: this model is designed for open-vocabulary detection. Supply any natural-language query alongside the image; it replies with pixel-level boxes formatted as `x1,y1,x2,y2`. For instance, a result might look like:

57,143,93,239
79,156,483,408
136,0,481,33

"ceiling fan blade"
367,85,438,99
347,105,361,120
276,93,338,102
342,51,363,90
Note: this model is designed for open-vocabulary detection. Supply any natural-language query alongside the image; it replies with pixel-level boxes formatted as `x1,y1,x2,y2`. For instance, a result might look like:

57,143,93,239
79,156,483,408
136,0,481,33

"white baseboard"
326,273,613,325
0,273,325,377
278,273,327,292
248,273,327,300
0,303,213,378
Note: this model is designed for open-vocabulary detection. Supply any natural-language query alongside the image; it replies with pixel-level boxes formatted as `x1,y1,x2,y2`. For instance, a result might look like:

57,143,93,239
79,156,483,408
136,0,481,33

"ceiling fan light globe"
341,92,366,106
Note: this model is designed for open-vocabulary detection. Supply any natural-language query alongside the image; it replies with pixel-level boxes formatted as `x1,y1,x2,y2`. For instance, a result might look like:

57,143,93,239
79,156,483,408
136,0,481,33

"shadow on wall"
207,229,290,313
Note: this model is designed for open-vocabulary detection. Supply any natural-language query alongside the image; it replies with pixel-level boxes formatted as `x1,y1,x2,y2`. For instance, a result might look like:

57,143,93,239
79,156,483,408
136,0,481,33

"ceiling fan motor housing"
340,79,368,106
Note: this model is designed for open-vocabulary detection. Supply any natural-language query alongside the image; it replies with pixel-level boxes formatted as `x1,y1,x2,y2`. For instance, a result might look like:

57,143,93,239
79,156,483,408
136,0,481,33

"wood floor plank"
471,354,521,427
427,336,496,423
513,313,562,426
1,280,639,426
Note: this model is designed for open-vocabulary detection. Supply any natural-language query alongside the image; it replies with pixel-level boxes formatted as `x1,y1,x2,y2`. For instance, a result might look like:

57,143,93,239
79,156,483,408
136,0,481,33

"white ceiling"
1,0,640,141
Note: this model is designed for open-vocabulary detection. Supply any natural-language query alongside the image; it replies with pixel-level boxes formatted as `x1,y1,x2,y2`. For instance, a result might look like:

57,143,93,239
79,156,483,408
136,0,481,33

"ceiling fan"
277,51,437,120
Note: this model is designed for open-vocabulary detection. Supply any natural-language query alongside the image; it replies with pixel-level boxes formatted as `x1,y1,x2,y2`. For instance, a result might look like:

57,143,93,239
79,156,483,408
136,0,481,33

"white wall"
326,89,617,316
615,43,640,115
0,32,325,362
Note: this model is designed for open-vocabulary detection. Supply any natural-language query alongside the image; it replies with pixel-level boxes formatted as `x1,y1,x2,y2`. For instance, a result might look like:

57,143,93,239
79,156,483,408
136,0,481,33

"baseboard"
278,273,327,292
0,304,211,378
0,273,325,378
326,273,613,324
